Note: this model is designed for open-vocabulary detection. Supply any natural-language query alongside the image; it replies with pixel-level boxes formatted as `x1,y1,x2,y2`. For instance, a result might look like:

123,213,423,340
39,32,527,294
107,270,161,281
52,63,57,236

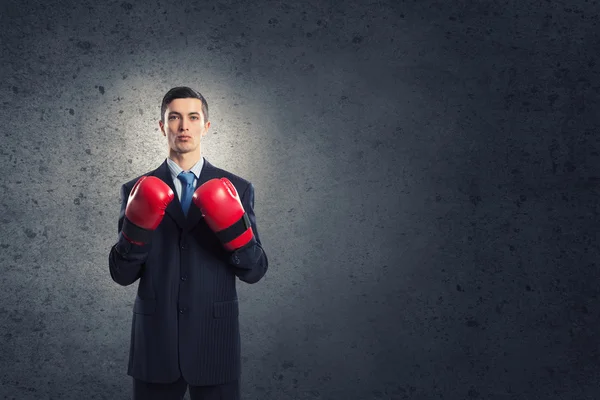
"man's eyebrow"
168,111,201,115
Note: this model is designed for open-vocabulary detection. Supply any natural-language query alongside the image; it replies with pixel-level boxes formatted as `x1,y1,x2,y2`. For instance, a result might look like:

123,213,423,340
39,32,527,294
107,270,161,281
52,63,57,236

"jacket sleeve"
108,183,151,286
228,183,269,284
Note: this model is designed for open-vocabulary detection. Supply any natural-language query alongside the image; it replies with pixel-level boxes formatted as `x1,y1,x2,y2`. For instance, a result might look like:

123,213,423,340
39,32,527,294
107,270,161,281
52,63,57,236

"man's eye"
191,116,199,120
169,116,178,120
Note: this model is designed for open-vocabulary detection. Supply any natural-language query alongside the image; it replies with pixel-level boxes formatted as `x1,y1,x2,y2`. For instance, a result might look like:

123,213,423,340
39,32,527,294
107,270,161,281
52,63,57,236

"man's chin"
173,146,195,154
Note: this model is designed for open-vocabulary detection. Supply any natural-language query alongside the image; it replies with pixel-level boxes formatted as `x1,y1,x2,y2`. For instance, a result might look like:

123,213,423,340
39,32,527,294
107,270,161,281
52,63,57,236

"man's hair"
160,86,209,123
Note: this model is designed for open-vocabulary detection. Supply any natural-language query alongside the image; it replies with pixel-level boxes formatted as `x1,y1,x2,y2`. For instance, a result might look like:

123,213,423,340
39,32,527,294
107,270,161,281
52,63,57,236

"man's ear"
159,120,165,136
202,121,211,136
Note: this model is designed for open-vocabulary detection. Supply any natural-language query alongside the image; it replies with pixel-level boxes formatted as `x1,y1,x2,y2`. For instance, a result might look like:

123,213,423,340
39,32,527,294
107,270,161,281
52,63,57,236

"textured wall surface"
0,0,598,399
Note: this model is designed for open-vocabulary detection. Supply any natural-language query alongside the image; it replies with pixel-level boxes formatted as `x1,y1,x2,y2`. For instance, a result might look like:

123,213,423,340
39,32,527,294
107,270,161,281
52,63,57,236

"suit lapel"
150,158,220,231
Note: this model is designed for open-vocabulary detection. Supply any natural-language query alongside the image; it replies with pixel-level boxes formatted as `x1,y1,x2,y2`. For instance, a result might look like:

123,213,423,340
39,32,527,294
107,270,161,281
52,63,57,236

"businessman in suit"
108,86,268,400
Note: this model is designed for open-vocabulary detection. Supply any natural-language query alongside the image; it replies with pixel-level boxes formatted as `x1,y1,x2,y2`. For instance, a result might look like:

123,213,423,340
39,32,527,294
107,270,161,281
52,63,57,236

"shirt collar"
166,156,204,180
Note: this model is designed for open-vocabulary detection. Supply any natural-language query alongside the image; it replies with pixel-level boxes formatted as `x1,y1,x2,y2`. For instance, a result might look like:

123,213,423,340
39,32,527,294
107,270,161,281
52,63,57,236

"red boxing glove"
122,176,175,244
192,178,253,251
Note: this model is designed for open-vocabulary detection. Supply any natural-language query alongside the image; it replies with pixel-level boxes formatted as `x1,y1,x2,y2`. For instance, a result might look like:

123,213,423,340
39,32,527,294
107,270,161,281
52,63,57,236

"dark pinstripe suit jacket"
108,158,268,385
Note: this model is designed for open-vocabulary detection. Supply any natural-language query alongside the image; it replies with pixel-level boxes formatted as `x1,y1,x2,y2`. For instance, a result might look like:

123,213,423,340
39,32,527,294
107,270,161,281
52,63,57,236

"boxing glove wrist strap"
215,213,251,244
122,216,153,244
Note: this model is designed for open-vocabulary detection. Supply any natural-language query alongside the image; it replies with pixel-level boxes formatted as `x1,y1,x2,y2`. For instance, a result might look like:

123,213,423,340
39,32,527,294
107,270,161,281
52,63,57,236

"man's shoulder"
122,175,143,191
207,161,255,199
210,163,251,187
120,165,162,191
118,159,254,193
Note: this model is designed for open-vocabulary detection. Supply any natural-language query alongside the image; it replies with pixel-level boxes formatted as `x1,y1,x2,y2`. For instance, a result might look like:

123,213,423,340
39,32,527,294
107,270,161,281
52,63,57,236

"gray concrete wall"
1,0,598,399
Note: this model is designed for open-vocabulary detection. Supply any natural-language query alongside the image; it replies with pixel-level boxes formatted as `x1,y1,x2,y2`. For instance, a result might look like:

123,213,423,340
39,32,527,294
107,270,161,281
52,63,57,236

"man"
108,86,268,400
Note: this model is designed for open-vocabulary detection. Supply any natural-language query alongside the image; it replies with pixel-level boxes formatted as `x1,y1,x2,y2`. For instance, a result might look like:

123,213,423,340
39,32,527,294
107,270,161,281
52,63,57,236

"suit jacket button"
181,276,187,281
233,255,240,265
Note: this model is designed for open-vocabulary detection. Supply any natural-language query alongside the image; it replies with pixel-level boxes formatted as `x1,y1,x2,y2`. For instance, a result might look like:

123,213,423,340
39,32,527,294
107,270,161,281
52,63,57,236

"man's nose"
180,118,190,130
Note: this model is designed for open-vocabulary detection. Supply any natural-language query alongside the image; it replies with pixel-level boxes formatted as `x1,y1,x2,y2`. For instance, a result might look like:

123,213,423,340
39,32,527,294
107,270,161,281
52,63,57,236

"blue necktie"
177,171,195,217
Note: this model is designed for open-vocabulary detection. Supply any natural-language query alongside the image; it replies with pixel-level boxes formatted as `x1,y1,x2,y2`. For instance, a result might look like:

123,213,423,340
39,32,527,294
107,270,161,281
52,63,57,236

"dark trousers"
133,376,240,400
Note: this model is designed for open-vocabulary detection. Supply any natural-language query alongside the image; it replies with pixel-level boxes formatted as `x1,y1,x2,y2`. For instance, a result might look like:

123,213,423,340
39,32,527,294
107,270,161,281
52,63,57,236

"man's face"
159,98,210,154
